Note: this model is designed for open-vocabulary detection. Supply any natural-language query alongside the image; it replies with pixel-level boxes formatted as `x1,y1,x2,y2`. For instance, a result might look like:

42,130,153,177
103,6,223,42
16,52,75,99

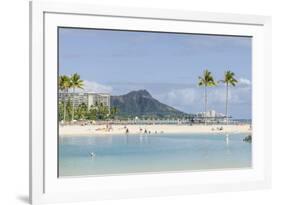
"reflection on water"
59,133,252,177
225,133,229,145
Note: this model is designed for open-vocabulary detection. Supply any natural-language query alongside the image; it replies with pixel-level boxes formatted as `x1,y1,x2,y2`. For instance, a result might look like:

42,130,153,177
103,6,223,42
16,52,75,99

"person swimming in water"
90,152,96,158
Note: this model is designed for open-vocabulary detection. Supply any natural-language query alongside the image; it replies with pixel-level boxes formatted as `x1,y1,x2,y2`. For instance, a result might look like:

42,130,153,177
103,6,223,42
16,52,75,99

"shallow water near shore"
59,133,252,177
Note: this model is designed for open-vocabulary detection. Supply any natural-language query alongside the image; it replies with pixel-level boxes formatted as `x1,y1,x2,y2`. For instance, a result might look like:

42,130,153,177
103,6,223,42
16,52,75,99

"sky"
59,28,252,119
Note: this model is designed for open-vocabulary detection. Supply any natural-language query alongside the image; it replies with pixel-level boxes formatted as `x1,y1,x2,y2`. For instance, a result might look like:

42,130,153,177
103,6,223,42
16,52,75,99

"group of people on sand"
211,126,224,131
123,126,164,135
95,123,113,132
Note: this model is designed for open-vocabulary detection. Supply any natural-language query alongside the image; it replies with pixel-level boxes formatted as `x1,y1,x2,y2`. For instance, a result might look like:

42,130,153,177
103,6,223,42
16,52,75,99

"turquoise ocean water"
59,133,251,177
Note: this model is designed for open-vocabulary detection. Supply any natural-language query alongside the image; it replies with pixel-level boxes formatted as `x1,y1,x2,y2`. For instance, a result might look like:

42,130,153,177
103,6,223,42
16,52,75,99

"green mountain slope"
110,90,188,118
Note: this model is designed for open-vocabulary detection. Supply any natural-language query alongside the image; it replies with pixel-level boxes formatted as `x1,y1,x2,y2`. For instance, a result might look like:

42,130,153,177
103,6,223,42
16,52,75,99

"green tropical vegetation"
70,73,84,121
59,75,71,122
198,69,216,123
219,70,238,125
58,74,119,122
59,101,119,121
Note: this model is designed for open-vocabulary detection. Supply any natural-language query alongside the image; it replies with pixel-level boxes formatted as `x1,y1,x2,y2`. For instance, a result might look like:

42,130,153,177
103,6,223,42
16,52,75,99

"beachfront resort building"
59,92,110,110
196,110,225,118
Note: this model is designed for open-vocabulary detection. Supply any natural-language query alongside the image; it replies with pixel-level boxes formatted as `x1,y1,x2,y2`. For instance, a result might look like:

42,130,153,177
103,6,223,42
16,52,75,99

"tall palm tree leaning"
219,70,238,125
70,73,84,121
59,75,71,122
198,69,216,124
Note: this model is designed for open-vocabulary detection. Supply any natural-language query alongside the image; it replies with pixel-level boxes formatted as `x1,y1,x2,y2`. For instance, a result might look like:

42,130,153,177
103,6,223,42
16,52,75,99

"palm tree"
70,73,84,121
219,70,238,125
198,69,216,124
76,103,88,120
59,75,71,122
110,107,118,119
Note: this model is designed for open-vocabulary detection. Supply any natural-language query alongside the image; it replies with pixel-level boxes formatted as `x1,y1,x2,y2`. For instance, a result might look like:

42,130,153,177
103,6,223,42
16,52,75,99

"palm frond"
70,73,84,90
198,69,216,87
221,70,238,87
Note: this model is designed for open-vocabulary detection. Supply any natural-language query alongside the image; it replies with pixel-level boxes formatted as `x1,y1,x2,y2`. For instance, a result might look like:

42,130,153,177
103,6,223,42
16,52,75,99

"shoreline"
59,124,251,137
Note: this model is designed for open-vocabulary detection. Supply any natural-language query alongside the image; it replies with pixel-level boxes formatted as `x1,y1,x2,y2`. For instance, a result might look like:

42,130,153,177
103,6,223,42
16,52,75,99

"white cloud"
161,88,197,105
239,78,251,85
77,80,112,93
209,88,226,103
209,86,251,104
155,84,251,113
154,88,199,112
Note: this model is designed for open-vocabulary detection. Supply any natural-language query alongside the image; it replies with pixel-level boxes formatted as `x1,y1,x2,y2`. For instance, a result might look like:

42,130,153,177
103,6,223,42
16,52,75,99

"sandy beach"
59,124,251,137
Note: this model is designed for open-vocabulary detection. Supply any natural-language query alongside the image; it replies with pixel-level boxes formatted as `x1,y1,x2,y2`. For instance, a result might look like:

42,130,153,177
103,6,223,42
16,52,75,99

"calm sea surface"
59,133,252,177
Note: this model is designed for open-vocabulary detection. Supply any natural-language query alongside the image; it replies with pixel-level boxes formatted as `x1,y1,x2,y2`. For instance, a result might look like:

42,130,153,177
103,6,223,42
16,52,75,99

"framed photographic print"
30,1,271,204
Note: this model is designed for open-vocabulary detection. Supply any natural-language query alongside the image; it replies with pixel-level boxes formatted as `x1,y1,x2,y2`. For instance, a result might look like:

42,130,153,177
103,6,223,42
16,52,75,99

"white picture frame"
30,1,272,204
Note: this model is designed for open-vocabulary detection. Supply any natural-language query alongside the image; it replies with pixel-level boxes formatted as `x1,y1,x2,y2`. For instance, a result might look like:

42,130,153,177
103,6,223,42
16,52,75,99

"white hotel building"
59,92,110,110
196,110,225,118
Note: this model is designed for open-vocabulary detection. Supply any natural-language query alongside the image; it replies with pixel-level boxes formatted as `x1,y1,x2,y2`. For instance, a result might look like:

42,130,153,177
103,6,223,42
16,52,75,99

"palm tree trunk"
226,83,229,125
205,85,207,125
72,87,75,121
63,90,67,122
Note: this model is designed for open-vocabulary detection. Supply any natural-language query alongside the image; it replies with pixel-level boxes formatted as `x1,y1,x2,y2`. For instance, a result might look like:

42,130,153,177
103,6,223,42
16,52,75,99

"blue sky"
59,28,252,119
